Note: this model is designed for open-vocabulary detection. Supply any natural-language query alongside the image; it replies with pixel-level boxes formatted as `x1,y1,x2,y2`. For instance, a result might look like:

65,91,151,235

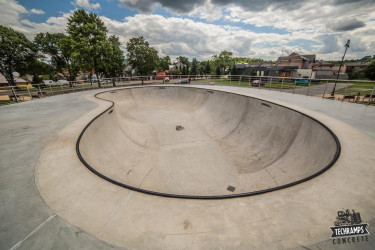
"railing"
1,75,374,106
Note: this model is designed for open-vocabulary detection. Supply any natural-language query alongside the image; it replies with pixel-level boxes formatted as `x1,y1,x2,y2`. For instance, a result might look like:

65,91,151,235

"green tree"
215,65,221,75
364,60,375,80
176,56,190,67
212,50,233,74
34,32,80,85
0,25,36,86
67,9,108,87
158,56,171,71
126,36,159,76
205,60,211,74
190,58,198,75
26,58,53,85
182,65,187,75
99,35,124,78
230,63,237,75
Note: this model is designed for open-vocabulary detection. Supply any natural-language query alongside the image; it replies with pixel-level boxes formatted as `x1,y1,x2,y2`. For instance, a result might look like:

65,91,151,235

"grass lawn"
194,78,304,89
0,100,22,105
336,81,375,96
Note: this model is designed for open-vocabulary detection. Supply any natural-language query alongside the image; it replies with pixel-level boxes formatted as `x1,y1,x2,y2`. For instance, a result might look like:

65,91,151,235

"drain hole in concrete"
176,125,184,131
227,186,236,192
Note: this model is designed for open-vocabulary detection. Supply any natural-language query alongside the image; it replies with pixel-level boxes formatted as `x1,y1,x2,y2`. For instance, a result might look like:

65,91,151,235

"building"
344,61,370,72
169,62,185,72
313,60,347,79
276,52,316,70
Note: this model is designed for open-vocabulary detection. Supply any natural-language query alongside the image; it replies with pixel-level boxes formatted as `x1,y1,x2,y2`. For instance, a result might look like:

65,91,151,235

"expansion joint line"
9,214,56,250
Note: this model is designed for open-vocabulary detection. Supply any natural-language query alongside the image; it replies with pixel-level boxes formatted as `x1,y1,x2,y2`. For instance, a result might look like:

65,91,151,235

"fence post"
367,84,375,106
238,75,240,85
60,84,63,94
270,77,273,89
293,80,296,94
26,86,32,99
306,80,311,96
342,82,349,102
280,78,284,92
11,86,19,103
49,86,52,95
38,85,44,97
322,80,328,98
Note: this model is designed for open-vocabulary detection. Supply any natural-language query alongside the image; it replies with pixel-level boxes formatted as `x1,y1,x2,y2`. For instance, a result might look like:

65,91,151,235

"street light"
331,39,350,97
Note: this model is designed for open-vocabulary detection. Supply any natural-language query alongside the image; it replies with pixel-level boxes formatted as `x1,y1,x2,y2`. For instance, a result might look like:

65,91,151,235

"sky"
0,0,374,61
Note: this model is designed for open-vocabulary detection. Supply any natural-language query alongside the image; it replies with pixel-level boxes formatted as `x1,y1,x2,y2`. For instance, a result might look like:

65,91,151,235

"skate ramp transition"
77,86,340,199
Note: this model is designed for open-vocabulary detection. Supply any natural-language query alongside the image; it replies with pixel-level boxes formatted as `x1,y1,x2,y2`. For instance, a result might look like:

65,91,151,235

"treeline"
0,10,124,88
0,9,273,88
156,51,270,76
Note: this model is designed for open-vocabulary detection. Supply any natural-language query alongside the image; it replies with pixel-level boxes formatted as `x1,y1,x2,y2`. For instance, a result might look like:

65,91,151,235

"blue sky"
1,0,374,60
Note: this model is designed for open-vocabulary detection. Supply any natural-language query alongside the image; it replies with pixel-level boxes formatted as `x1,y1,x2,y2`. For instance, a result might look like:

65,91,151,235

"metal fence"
1,75,374,106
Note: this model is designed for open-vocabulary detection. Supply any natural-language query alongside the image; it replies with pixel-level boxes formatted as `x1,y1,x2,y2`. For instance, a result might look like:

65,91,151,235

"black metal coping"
76,85,341,199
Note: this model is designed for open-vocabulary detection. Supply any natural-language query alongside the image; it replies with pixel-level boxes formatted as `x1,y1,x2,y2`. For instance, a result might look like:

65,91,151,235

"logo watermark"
330,209,370,245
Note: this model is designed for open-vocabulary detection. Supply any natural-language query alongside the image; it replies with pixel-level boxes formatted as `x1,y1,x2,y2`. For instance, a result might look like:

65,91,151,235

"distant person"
188,77,191,84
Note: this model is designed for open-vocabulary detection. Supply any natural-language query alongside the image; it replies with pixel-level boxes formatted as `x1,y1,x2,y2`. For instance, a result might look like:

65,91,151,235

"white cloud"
30,8,45,15
71,0,100,10
0,0,374,61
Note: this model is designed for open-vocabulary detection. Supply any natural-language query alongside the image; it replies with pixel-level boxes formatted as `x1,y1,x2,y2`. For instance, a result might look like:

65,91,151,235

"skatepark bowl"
76,86,340,198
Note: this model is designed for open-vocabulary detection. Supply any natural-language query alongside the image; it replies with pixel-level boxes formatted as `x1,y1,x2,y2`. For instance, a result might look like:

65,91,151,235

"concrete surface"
1,84,375,249
0,91,124,250
78,87,338,196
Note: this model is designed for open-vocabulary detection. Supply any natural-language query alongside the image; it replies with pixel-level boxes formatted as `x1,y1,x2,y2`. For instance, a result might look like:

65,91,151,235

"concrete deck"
1,85,374,249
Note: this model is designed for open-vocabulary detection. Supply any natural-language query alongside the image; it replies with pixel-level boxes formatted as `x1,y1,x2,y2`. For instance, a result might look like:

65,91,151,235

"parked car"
42,80,56,86
176,79,189,84
57,80,70,85
251,80,265,87
295,80,309,85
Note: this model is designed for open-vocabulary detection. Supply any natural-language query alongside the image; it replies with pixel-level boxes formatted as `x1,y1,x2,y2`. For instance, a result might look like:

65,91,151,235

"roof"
345,61,370,67
0,73,27,84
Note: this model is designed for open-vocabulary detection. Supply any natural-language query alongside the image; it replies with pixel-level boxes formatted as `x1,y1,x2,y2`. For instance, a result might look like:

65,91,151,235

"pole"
331,39,350,97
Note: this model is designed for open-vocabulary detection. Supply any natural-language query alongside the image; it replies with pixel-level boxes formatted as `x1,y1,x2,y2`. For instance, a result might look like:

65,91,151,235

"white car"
57,80,70,85
42,80,56,86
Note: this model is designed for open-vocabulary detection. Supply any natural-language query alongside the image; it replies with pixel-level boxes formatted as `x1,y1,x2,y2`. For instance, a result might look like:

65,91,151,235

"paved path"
0,91,124,250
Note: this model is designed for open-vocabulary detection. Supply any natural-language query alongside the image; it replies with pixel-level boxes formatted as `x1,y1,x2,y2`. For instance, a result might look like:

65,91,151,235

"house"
235,62,275,76
123,65,133,76
169,62,185,72
276,52,316,70
156,70,169,80
345,61,370,72
313,60,347,79
0,73,28,86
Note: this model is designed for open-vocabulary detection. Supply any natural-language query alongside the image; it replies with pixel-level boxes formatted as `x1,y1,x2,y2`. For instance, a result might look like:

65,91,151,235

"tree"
364,60,375,80
230,63,237,75
34,32,80,85
67,9,108,87
190,58,198,75
126,36,158,75
176,56,189,67
205,60,211,74
212,50,233,74
98,35,124,79
26,58,53,85
182,65,187,75
215,65,221,75
158,56,171,71
0,25,36,86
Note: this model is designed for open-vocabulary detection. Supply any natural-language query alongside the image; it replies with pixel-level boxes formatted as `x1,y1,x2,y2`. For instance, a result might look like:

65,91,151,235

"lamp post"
331,39,350,97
